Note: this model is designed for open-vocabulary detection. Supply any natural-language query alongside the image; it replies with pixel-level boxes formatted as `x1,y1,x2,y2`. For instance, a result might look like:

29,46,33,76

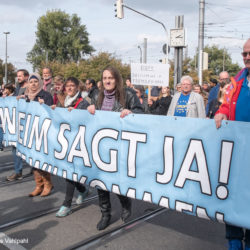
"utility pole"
173,16,184,90
143,38,151,100
198,0,205,85
185,45,188,60
223,47,225,71
143,38,147,64
4,32,10,85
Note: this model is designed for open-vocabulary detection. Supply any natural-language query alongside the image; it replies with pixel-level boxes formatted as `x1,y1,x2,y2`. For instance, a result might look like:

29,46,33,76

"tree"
39,52,130,84
78,52,130,82
182,57,213,84
27,10,94,69
204,45,241,76
0,59,16,85
186,45,241,84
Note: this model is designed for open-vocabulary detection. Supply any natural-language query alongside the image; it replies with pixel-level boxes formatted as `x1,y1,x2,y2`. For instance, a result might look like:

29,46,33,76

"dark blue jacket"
26,89,53,106
206,84,219,115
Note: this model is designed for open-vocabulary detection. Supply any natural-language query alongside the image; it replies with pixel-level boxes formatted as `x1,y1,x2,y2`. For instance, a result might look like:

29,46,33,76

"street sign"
131,63,169,86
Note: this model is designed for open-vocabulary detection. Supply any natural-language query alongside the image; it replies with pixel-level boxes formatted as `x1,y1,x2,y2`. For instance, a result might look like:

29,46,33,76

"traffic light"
159,58,167,64
114,0,124,19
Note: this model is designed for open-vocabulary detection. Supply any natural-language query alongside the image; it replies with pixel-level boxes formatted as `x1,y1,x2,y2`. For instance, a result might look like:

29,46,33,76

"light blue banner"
0,97,250,229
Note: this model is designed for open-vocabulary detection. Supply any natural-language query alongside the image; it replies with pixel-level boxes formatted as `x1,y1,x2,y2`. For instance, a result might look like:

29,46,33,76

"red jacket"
216,77,244,121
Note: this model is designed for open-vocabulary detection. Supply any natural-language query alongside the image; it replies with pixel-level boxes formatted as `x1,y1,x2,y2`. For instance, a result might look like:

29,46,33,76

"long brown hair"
97,66,125,108
159,86,170,99
217,83,229,103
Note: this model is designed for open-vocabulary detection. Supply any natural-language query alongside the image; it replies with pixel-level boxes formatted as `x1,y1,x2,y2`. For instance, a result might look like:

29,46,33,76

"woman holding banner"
21,73,54,197
55,77,90,217
87,66,143,230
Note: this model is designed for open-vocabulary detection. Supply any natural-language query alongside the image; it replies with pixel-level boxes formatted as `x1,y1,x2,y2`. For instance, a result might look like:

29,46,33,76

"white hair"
180,75,193,85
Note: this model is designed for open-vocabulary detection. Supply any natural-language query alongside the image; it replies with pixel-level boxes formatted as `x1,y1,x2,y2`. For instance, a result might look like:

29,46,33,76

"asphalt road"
0,148,227,250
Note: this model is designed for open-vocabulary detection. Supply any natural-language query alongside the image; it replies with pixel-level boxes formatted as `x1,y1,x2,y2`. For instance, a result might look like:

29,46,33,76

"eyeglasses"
242,52,250,57
65,84,76,88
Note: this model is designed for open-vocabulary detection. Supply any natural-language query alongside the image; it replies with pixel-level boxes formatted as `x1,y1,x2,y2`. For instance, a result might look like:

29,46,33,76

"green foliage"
0,59,16,85
181,57,213,84
79,52,130,82
182,45,242,84
27,10,94,69
168,60,174,89
204,45,241,76
39,52,130,84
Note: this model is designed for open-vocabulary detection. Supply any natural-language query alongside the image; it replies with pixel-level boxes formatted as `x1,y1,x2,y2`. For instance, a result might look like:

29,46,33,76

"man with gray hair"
206,71,230,115
214,38,250,250
167,75,206,118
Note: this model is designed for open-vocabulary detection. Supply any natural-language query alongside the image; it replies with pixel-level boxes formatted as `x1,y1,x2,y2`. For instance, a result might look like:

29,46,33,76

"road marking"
0,232,27,250
0,162,13,165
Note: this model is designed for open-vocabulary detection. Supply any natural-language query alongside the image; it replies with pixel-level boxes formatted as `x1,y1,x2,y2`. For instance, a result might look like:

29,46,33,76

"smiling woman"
54,76,90,218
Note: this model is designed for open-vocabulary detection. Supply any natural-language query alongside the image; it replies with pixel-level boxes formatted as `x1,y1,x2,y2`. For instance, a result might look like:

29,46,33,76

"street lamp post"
198,0,205,85
3,32,10,85
137,45,142,63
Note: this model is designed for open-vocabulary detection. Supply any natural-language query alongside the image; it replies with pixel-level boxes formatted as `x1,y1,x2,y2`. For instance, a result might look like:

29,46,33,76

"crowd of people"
0,38,250,250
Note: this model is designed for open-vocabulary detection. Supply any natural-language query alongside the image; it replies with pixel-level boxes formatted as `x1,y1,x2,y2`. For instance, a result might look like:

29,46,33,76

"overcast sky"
0,0,249,74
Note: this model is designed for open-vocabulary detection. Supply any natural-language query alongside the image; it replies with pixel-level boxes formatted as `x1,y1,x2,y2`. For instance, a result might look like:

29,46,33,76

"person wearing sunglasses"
214,38,250,250
206,71,230,116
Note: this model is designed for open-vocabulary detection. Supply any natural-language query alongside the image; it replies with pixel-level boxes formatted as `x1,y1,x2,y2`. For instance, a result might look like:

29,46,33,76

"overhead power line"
206,2,250,11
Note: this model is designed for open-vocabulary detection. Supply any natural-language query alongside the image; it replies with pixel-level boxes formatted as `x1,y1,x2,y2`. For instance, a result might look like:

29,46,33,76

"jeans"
63,179,86,207
0,126,3,149
226,224,250,247
12,147,23,174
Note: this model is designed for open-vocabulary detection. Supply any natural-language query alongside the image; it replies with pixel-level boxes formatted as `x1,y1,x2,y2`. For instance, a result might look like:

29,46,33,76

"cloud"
96,0,198,13
0,0,61,9
1,0,247,70
137,34,166,44
0,11,33,24
209,38,245,49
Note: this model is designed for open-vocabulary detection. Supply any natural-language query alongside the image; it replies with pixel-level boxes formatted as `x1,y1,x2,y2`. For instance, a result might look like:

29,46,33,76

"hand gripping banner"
1,97,250,229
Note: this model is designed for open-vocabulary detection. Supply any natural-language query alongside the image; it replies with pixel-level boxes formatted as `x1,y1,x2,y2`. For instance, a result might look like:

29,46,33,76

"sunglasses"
242,52,250,57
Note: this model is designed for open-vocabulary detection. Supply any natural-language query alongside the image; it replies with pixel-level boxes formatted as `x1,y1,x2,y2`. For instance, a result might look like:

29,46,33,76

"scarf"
101,90,116,111
64,91,80,108
25,73,43,101
43,77,52,91
53,92,66,106
53,93,58,105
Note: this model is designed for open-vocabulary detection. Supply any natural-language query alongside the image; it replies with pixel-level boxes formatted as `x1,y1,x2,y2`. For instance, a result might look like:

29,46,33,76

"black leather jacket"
68,93,89,110
88,86,99,101
92,88,144,114
26,89,53,106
